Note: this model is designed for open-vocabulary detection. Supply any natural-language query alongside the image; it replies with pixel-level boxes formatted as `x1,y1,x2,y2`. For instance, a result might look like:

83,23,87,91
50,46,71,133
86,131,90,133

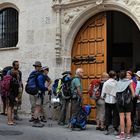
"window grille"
0,8,18,48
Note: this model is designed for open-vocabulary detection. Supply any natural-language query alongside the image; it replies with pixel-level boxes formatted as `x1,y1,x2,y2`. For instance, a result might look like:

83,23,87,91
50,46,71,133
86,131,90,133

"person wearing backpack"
58,71,72,126
0,66,13,116
7,70,20,125
7,61,23,121
27,61,50,127
70,68,83,127
116,71,135,139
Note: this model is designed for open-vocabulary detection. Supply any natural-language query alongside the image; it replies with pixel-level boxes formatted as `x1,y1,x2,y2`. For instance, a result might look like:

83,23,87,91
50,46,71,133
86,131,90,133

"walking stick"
48,90,52,127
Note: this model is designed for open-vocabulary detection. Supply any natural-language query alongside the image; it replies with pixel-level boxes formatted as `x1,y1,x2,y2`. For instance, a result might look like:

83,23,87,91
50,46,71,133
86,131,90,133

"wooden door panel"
89,27,95,39
81,42,89,56
71,12,107,121
82,79,89,93
89,42,96,55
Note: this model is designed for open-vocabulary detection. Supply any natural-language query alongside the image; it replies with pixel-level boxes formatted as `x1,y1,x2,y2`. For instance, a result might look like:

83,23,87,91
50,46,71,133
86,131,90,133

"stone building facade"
0,0,140,114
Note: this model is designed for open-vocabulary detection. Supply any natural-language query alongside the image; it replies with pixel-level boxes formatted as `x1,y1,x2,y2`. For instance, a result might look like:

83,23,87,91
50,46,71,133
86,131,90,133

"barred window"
0,8,18,48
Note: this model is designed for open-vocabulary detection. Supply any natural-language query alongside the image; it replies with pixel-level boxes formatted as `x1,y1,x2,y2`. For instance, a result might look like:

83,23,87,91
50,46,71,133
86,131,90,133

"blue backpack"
25,71,41,95
52,79,60,96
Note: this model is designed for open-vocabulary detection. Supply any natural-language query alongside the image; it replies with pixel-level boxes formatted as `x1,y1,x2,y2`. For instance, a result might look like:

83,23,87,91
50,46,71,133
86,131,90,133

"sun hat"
135,71,140,77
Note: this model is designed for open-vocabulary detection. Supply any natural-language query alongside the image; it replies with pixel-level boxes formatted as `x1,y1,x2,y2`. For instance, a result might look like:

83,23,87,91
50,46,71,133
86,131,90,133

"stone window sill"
0,47,19,51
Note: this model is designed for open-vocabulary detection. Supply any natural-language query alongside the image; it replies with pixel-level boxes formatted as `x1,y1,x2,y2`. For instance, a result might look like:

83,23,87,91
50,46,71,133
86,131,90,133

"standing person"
7,61,23,121
116,70,135,139
40,66,51,122
7,70,20,125
58,71,72,126
134,71,140,127
126,70,137,132
0,66,13,115
101,70,119,135
28,61,42,123
95,73,109,131
70,68,83,125
28,62,50,127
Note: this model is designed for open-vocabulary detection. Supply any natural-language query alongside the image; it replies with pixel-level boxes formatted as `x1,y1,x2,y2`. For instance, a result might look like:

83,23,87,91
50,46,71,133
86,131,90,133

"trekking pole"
48,90,52,127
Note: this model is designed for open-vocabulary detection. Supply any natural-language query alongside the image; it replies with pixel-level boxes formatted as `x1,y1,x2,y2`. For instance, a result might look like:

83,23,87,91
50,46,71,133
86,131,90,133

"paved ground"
0,115,140,140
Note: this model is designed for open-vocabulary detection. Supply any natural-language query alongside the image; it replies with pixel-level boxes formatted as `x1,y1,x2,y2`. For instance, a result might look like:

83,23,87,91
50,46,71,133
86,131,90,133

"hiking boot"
40,118,47,123
116,132,125,140
32,119,44,127
29,117,35,122
58,122,65,126
96,126,101,130
100,127,105,131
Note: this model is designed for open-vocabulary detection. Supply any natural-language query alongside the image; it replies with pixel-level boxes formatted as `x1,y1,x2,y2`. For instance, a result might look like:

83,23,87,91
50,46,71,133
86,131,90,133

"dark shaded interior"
107,11,140,72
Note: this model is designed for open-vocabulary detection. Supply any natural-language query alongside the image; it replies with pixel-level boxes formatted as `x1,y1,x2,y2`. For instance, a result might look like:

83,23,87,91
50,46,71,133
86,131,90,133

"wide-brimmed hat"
33,61,42,67
135,71,140,77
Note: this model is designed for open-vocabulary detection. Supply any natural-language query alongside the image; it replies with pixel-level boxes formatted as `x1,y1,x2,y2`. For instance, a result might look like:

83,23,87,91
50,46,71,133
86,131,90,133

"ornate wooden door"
71,12,107,121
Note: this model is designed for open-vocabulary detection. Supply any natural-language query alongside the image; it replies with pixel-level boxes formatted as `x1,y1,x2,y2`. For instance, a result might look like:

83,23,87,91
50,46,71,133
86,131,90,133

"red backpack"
88,79,101,100
0,75,12,96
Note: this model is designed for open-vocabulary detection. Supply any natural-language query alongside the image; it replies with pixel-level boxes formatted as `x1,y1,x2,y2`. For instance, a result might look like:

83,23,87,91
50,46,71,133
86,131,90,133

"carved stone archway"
64,2,140,55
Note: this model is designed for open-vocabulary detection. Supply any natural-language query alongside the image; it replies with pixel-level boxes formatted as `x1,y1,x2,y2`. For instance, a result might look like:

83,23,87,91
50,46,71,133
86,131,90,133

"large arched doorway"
71,11,140,121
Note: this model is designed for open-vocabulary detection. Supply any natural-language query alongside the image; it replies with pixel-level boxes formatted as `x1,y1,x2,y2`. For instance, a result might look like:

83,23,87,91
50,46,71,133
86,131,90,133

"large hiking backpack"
88,79,101,100
0,75,13,96
52,79,60,96
52,77,72,99
2,66,13,77
25,71,40,95
61,78,72,99
116,86,131,106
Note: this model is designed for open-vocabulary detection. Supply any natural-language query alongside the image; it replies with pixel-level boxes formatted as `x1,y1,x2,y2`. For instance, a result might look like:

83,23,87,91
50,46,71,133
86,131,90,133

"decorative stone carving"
122,0,140,17
96,0,103,5
62,6,88,24
64,13,74,24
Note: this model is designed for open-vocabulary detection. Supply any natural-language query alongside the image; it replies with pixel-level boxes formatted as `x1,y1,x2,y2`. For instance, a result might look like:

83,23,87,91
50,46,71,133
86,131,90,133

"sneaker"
116,132,125,140
126,134,131,139
100,127,105,131
104,130,110,135
113,130,119,135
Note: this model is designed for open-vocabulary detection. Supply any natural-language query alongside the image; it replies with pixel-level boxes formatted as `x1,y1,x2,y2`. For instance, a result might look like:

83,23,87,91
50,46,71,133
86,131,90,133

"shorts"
117,101,133,113
30,95,42,106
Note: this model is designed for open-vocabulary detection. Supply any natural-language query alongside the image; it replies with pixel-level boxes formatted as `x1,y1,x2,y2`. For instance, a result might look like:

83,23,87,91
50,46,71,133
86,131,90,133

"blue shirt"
37,74,48,92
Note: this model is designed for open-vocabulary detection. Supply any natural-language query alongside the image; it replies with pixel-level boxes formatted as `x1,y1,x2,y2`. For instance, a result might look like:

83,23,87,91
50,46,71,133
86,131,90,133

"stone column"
53,0,62,64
